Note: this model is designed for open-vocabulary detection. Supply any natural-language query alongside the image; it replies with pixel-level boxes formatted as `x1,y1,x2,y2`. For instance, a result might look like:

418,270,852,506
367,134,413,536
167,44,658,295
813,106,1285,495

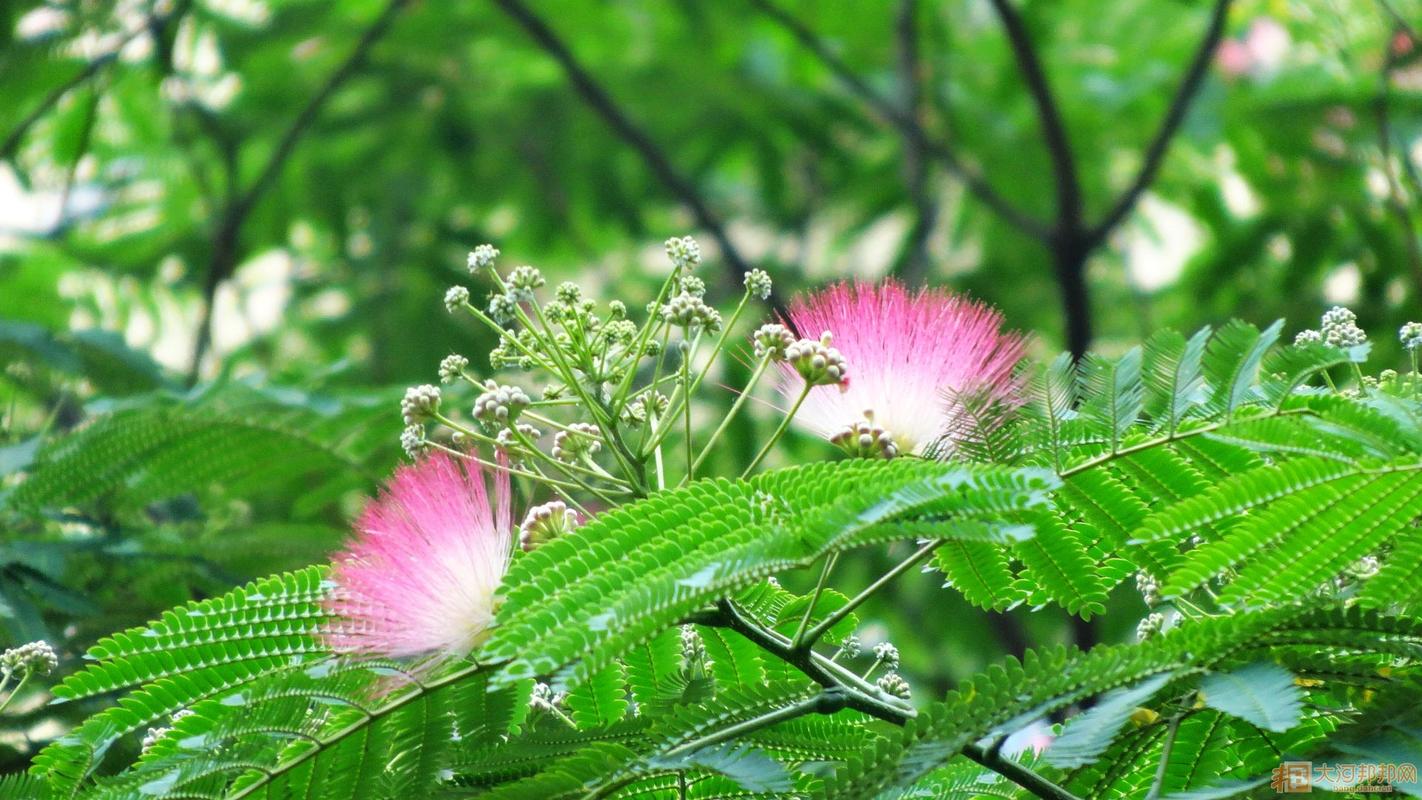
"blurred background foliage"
0,0,1419,774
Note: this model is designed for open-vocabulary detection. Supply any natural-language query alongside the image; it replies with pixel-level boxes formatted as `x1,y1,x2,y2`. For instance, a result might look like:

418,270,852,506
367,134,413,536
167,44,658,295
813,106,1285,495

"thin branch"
890,0,940,284
1087,0,1233,246
1,40,129,162
795,539,940,650
187,0,408,382
491,0,792,321
695,600,1083,800
747,0,1049,239
986,0,1084,234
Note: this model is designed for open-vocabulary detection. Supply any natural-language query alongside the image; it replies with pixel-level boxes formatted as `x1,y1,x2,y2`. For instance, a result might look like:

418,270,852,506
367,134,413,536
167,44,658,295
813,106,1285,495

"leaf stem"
790,552,839,648
741,382,812,478
796,539,940,651
690,355,771,476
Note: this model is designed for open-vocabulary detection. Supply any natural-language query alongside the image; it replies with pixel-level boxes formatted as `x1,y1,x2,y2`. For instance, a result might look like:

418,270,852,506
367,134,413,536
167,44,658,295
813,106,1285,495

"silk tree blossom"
324,451,512,660
779,281,1025,456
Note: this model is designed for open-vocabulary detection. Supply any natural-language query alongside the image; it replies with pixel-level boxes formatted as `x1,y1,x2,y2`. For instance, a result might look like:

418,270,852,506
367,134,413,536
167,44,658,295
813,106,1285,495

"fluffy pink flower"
325,451,512,660
778,280,1024,455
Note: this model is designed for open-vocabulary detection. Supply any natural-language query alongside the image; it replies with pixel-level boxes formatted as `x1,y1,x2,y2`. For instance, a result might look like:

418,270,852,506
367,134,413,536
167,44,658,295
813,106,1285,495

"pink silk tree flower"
324,451,512,661
779,280,1025,457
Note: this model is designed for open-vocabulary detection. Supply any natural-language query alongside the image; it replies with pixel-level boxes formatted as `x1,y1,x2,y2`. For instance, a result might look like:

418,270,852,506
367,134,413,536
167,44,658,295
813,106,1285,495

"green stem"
741,383,812,478
685,291,750,397
680,350,693,482
641,330,706,455
0,672,33,715
1058,408,1311,479
796,540,941,651
689,356,771,476
1144,714,1183,800
692,601,1081,800
791,552,839,648
426,442,582,491
609,267,680,413
960,743,1084,800
660,692,826,759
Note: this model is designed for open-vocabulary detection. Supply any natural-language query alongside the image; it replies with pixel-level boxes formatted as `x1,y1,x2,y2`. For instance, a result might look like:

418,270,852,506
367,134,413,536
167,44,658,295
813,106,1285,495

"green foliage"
10,323,1422,799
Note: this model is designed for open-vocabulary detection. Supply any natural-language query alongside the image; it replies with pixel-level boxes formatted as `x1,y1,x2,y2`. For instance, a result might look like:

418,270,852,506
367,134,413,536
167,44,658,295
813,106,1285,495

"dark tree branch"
747,0,1049,240
1086,0,1233,246
696,600,1083,800
0,21,152,164
985,0,1083,234
890,0,940,285
491,0,792,322
188,0,408,382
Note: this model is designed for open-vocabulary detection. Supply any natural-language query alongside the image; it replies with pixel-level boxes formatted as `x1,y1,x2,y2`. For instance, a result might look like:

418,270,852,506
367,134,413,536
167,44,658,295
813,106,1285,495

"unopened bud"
743,269,772,300
519,500,581,551
665,236,701,270
830,410,898,459
473,381,531,425
786,331,849,388
438,354,469,384
443,285,470,313
401,385,441,425
552,423,602,462
467,244,499,273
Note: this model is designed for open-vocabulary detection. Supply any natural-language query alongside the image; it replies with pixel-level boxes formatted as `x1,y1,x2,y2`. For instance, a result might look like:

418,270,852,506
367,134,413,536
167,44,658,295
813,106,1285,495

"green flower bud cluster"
401,384,441,425
665,236,701,270
786,331,849,387
1321,306,1365,348
552,423,601,462
1400,321,1422,351
830,411,898,460
473,381,530,425
438,354,469,384
1,641,57,677
660,292,722,331
753,323,795,361
519,500,581,551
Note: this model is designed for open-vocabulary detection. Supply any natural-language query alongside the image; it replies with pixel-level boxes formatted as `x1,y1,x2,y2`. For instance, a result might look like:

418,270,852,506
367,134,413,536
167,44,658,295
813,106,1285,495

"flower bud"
680,275,706,298
518,500,581,551
438,354,469,384
399,425,427,459
665,235,701,270
1,641,57,676
467,243,499,274
473,381,531,425
401,385,441,425
507,265,545,300
876,672,911,700
679,625,707,667
830,410,898,459
752,324,795,362
1400,322,1422,351
744,269,773,300
1321,306,1366,347
487,292,518,326
872,642,899,670
443,285,470,314
1293,329,1322,346
555,282,582,304
1136,612,1166,642
660,292,722,331
552,423,602,462
1134,571,1160,606
786,331,849,388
